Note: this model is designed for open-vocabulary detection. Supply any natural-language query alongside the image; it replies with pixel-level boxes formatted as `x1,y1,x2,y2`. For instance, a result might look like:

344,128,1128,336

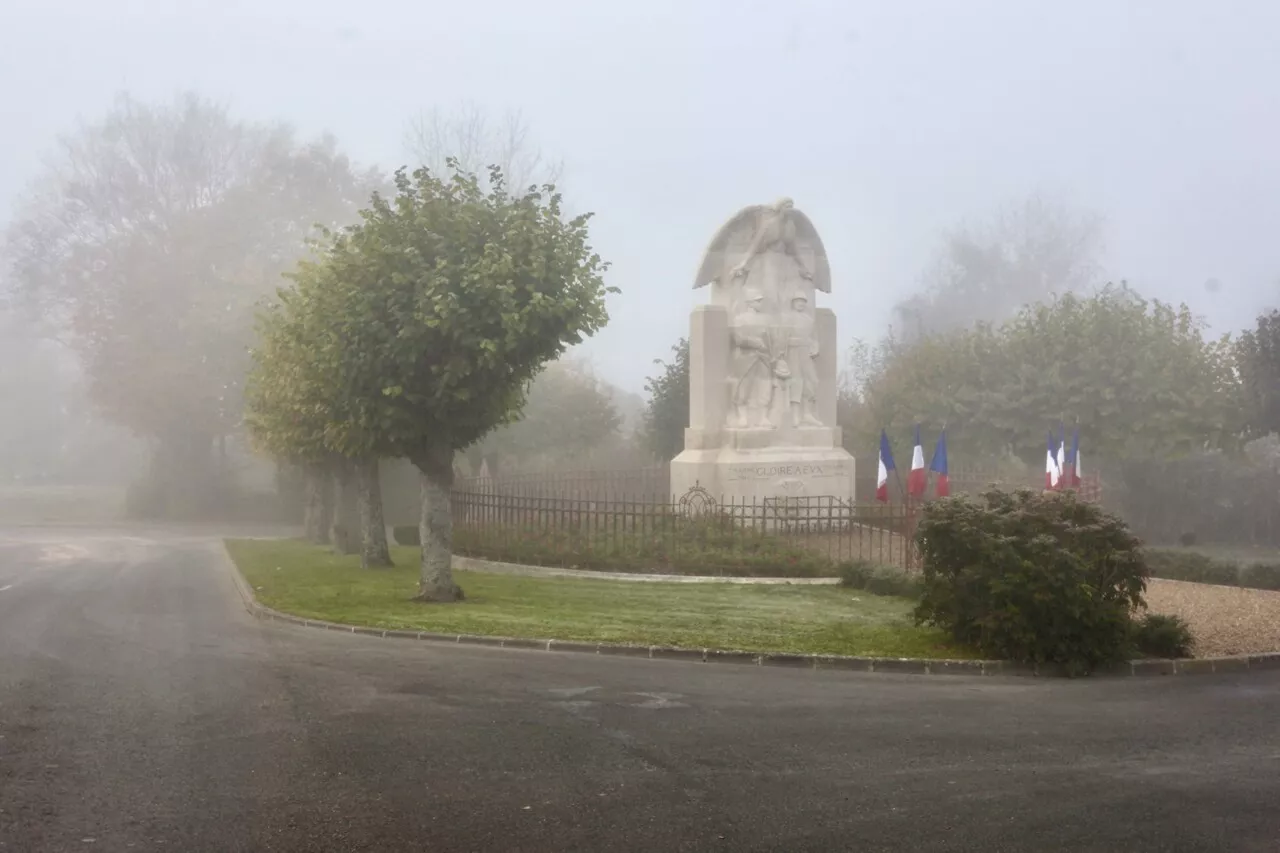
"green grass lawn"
226,538,970,659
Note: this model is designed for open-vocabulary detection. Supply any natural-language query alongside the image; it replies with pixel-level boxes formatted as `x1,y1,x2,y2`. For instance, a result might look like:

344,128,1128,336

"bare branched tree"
403,102,564,194
3,92,382,517
894,194,1104,342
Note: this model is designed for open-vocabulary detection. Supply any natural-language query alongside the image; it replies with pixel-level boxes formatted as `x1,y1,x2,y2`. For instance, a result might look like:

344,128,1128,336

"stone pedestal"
670,303,856,505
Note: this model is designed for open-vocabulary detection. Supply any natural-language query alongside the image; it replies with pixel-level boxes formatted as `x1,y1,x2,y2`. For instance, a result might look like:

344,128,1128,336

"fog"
2,0,1279,530
6,0,1280,386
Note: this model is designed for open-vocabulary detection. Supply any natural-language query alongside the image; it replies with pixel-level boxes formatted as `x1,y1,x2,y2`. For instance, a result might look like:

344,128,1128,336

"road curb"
220,543,1280,679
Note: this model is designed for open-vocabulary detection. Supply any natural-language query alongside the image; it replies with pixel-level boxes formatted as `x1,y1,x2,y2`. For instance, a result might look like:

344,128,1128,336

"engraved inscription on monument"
726,463,849,482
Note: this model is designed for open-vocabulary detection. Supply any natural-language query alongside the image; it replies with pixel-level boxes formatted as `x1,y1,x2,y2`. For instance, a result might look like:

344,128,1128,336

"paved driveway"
1,526,1277,852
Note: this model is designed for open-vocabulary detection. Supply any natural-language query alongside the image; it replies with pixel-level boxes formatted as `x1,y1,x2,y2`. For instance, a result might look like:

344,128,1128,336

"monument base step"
670,446,857,505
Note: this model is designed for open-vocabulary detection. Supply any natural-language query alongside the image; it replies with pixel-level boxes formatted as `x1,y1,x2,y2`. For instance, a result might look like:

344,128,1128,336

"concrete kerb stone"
1246,652,1280,670
596,644,653,659
1131,659,1177,676
218,542,1280,680
760,652,817,669
547,640,601,655
650,646,708,663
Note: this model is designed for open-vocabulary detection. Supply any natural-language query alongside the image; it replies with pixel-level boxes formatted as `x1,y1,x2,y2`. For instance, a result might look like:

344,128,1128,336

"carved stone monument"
670,198,856,504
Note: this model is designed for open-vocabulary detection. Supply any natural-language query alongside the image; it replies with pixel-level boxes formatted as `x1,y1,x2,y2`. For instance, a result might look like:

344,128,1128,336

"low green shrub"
838,559,922,599
393,525,420,546
1143,548,1241,586
451,513,836,578
1131,613,1195,659
1143,547,1280,591
914,489,1148,675
1239,562,1280,591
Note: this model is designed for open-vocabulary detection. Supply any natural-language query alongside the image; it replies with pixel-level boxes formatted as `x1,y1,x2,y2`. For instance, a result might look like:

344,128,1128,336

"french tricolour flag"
1064,428,1082,488
1055,425,1066,489
876,429,896,503
930,429,950,498
1045,430,1061,490
907,425,927,498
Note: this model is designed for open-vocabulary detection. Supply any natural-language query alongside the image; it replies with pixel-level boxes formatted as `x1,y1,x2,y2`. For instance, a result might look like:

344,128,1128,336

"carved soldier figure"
728,289,776,428
779,293,822,427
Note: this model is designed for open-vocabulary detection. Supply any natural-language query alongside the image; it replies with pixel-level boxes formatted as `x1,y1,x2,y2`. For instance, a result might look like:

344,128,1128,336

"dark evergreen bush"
914,489,1149,674
1131,613,1194,659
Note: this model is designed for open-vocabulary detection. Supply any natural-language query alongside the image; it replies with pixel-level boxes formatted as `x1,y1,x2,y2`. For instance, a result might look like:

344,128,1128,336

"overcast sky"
4,0,1279,393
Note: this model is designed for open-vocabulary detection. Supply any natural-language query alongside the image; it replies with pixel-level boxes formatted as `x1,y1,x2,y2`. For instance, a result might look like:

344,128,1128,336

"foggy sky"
4,0,1279,393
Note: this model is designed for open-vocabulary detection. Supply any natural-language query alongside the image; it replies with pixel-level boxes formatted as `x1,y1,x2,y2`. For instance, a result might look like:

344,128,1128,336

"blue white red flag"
929,429,949,498
876,429,896,503
907,425,927,498
1045,431,1061,490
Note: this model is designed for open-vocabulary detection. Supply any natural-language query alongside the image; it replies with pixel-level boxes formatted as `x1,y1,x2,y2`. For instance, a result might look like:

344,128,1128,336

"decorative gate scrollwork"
678,482,718,516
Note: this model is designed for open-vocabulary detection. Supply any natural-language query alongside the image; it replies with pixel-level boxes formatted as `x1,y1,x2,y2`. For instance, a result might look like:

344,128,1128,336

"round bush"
1131,613,1194,659
913,489,1149,675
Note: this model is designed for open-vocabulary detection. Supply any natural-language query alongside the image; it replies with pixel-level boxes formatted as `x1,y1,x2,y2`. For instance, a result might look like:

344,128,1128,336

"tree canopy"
3,92,381,515
892,195,1103,342
1237,309,1280,438
474,357,622,469
250,162,613,600
851,284,1239,463
639,338,690,462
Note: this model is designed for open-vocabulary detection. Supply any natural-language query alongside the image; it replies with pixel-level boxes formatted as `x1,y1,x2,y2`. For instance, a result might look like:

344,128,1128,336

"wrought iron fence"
451,486,919,575
449,466,1104,577
458,466,671,501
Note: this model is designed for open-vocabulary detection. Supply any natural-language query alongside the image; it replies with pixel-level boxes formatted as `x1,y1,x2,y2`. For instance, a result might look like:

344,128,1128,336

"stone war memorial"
670,198,857,507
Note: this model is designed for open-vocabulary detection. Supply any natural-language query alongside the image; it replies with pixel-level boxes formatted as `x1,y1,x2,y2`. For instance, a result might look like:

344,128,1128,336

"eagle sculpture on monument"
692,198,831,299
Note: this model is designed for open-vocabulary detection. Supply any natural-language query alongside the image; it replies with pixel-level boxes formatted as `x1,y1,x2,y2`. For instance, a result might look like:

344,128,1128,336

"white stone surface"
672,200,856,505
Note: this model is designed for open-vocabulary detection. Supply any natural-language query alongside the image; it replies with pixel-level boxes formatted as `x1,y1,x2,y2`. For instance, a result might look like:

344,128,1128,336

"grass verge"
226,538,970,659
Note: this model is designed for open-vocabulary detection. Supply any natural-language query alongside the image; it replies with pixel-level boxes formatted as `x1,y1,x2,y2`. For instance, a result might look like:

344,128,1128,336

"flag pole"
893,426,908,504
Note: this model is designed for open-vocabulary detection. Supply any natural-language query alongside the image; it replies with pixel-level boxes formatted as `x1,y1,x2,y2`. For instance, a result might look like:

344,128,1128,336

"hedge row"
1144,548,1280,591
837,560,923,599
393,522,836,578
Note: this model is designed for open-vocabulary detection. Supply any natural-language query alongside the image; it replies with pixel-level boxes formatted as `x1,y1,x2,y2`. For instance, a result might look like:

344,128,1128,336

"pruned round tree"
288,163,613,601
246,292,339,550
245,262,393,568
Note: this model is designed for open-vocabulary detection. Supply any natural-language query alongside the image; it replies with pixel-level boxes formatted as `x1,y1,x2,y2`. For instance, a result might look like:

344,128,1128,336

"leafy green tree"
287,163,612,601
856,284,1239,463
1237,309,1280,437
4,92,381,517
245,299,338,550
245,271,390,566
474,357,621,469
640,338,689,461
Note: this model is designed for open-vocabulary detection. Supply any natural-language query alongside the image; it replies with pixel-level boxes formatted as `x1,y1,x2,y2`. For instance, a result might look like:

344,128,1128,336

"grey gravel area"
1146,578,1280,657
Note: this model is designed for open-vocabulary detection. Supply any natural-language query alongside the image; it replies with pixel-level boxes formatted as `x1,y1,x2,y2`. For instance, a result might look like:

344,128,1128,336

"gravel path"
1146,578,1280,657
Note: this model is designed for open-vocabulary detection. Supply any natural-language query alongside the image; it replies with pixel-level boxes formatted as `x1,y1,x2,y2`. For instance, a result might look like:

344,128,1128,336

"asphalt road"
1,527,1279,853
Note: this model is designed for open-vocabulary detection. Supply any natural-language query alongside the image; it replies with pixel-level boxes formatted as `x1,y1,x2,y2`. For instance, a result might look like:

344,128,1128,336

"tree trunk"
354,457,393,569
329,460,360,555
411,446,463,601
302,462,332,545
132,431,219,520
